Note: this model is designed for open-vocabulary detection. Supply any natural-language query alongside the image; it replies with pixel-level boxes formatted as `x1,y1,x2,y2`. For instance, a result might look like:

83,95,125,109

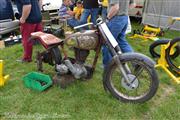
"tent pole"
142,0,149,24
158,0,164,28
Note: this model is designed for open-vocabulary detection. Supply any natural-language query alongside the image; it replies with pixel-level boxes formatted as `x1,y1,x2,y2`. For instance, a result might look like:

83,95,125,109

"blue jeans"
80,8,99,25
67,18,79,28
102,15,133,66
101,7,107,20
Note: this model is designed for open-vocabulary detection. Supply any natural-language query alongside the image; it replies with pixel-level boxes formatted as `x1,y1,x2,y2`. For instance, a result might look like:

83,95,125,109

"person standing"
101,0,108,20
80,0,99,25
16,0,43,62
102,0,136,67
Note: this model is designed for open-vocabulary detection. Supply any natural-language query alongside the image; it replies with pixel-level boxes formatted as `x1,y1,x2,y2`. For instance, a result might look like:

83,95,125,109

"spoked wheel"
51,46,62,65
103,53,159,103
165,38,180,74
36,51,43,72
36,46,62,71
51,46,63,71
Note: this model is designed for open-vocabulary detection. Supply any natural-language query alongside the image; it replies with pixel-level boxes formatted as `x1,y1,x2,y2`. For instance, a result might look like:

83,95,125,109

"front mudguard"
102,52,156,91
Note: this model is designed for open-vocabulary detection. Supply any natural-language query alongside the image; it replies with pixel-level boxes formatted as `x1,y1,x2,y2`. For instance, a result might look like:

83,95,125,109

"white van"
42,0,62,11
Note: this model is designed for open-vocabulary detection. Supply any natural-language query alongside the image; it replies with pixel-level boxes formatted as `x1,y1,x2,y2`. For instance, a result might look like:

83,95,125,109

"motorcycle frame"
34,20,132,83
75,21,132,83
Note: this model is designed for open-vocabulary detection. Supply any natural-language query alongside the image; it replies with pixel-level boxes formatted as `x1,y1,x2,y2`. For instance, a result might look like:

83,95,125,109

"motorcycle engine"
56,59,87,79
56,30,98,79
65,30,99,50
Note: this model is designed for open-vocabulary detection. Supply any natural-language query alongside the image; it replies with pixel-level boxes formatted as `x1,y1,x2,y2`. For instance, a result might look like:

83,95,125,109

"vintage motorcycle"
31,18,159,103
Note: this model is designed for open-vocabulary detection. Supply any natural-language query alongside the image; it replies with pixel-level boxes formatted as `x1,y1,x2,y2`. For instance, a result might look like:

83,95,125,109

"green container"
23,72,52,91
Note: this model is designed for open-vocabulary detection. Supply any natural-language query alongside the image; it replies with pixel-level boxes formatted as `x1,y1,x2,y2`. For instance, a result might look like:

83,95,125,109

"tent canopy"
142,0,180,31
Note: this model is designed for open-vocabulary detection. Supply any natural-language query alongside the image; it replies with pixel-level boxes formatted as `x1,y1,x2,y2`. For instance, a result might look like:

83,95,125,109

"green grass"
0,21,180,120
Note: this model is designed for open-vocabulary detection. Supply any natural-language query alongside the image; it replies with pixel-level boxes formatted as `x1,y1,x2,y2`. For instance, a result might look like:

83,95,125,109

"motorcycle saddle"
31,31,63,49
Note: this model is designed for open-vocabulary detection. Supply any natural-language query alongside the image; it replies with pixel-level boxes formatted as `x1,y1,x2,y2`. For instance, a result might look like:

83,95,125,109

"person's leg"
90,8,99,25
102,45,112,67
20,23,37,61
26,23,43,59
102,16,132,66
79,9,90,25
35,23,43,32
67,18,80,27
117,28,133,53
102,17,122,66
101,7,107,21
116,16,133,53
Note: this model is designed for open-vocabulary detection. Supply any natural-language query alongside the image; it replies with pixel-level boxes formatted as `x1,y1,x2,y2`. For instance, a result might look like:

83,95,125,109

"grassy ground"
0,21,180,120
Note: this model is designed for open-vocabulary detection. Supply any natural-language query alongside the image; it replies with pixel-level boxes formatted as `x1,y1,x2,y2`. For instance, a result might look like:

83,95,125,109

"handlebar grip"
96,18,103,25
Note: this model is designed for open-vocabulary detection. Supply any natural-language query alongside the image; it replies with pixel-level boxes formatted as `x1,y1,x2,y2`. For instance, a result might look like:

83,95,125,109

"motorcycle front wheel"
103,53,159,103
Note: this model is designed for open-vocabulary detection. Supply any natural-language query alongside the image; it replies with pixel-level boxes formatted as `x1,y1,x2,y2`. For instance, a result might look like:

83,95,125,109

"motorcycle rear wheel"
51,46,62,65
103,53,159,103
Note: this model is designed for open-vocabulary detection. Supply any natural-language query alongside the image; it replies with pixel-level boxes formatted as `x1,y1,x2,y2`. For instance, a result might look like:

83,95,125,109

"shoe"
16,59,32,63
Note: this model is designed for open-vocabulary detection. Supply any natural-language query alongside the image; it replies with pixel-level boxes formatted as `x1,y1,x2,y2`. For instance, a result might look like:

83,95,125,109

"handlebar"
73,17,104,30
74,23,93,30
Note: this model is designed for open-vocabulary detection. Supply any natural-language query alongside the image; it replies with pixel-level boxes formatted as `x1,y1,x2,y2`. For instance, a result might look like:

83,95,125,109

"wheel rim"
109,60,153,100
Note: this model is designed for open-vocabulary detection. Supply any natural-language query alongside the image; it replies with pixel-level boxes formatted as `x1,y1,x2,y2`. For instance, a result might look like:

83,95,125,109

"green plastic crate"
22,72,52,91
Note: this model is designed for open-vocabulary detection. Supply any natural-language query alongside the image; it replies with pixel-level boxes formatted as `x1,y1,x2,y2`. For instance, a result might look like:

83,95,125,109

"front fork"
98,22,132,84
113,49,132,85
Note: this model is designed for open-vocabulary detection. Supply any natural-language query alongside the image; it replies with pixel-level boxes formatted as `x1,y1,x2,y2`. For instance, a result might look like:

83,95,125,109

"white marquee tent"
142,0,180,31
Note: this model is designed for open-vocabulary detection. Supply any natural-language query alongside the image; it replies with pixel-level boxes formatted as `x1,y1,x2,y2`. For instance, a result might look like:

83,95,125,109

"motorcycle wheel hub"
121,74,139,90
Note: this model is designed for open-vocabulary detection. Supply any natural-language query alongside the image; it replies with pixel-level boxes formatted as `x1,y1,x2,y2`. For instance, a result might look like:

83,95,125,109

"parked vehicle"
0,0,14,20
0,0,19,38
31,18,159,103
42,0,62,11
129,0,145,17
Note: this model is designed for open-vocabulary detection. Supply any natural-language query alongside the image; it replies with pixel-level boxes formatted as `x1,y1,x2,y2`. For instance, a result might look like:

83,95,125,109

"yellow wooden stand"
129,25,161,41
0,60,9,87
130,17,180,41
130,34,159,41
155,44,180,84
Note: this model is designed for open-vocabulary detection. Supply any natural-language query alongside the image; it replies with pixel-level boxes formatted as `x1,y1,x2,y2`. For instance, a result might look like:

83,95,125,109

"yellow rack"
155,44,180,84
0,60,9,87
129,25,161,41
